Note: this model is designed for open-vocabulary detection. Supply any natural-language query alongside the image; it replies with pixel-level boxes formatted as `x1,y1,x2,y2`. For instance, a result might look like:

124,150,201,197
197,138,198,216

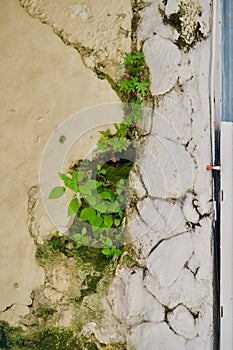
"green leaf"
114,219,121,227
58,172,72,182
49,186,66,199
92,215,103,228
119,79,134,92
79,185,92,195
95,203,107,213
67,183,80,192
82,227,87,235
86,195,97,206
67,198,80,216
99,190,115,201
80,207,96,223
77,242,82,248
105,237,113,247
112,248,122,257
99,128,111,137
80,180,103,195
136,81,150,94
73,233,82,241
101,248,111,256
58,172,79,192
118,210,124,218
115,233,122,241
124,255,133,263
81,235,90,245
54,231,60,237
103,214,113,228
72,171,85,182
118,195,126,203
85,179,101,189
106,201,120,213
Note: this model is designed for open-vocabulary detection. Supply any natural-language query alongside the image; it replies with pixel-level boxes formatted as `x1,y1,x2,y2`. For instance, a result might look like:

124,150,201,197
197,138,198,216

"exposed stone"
144,35,181,95
43,287,62,303
167,304,197,340
127,322,186,350
0,304,30,326
146,232,193,287
56,307,74,327
52,265,70,293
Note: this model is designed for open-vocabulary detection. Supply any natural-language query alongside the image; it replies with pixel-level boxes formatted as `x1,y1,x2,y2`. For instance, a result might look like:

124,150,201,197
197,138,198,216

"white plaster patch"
108,267,164,326
137,197,161,228
138,0,180,46
145,268,210,311
139,134,194,198
143,35,181,95
154,90,193,145
165,0,180,16
182,192,200,224
70,4,90,20
192,218,213,281
146,232,193,287
167,304,197,340
128,171,147,199
52,265,70,292
128,322,186,350
186,336,212,350
153,199,187,234
126,208,149,242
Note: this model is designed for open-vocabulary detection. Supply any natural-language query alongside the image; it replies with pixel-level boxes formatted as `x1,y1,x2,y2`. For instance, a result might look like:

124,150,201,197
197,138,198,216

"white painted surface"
220,122,233,350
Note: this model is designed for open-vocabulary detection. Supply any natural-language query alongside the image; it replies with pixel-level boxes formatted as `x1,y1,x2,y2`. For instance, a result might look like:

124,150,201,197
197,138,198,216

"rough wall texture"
0,0,120,326
111,1,214,349
0,0,213,349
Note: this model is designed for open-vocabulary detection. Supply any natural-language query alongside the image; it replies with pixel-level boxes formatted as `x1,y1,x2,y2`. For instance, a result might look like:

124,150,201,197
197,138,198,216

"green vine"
49,52,151,258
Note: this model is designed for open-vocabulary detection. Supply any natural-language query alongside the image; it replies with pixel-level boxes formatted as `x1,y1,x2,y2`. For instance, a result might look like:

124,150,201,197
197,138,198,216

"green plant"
49,51,150,259
49,167,127,257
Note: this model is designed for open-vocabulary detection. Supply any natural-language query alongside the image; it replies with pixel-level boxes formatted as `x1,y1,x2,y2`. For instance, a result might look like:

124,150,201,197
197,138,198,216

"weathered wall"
0,0,214,349
0,0,121,325
110,1,214,349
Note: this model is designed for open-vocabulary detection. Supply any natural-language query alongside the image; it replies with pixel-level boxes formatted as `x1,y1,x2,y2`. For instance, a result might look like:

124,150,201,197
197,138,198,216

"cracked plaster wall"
113,1,214,349
0,0,214,349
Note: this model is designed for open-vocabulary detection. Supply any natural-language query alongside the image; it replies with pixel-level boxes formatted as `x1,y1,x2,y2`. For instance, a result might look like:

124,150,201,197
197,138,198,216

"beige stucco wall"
0,0,121,323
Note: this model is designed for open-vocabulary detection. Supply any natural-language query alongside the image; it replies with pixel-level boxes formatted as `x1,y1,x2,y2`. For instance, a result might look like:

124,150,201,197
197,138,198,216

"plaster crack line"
1,304,14,313
18,1,101,73
146,231,193,258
